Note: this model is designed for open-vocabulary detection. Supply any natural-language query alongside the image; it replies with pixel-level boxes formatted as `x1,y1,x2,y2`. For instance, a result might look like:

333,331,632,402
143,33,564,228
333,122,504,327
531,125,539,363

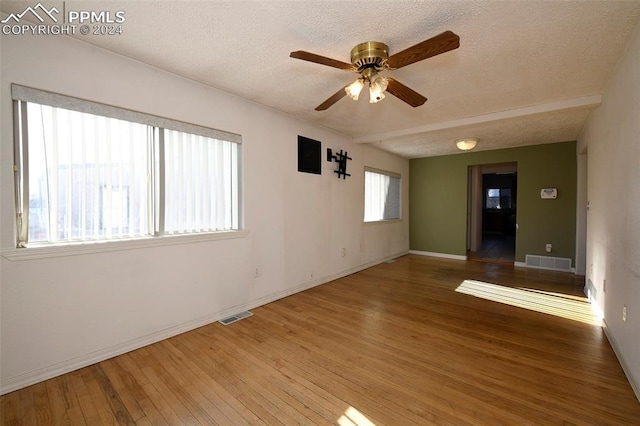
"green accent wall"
409,141,577,263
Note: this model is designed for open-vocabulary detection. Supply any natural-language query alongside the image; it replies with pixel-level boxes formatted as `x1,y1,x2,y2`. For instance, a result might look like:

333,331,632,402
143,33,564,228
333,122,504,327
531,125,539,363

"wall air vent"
219,311,253,326
525,255,572,272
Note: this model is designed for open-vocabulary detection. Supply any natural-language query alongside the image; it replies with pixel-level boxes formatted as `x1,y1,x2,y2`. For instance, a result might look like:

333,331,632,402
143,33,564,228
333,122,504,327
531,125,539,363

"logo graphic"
1,2,59,24
2,2,126,36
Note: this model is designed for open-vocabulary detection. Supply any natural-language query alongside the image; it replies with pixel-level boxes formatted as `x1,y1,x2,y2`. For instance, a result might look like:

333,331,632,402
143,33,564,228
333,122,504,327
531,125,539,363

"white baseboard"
409,250,467,261
601,319,640,402
0,250,408,395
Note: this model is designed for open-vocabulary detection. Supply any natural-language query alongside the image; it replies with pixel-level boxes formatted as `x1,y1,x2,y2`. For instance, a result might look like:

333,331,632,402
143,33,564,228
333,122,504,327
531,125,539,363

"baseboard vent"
525,255,572,272
219,311,253,326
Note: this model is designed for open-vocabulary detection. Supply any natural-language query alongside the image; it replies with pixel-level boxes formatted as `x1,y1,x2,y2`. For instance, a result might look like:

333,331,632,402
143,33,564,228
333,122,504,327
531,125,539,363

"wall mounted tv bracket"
327,148,352,179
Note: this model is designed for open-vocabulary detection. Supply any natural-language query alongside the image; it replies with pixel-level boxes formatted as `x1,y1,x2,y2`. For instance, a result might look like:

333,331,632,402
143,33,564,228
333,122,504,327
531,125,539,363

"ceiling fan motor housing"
351,41,389,71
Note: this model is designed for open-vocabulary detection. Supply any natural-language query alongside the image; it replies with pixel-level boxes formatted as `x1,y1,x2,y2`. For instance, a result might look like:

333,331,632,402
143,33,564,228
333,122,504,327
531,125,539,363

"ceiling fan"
290,31,460,111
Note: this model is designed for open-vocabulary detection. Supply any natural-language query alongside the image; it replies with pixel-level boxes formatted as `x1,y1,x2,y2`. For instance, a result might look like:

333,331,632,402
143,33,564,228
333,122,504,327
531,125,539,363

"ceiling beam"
353,94,602,143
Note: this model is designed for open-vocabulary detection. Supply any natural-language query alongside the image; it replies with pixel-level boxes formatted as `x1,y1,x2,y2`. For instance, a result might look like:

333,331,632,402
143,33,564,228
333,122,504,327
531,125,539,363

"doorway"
467,163,517,264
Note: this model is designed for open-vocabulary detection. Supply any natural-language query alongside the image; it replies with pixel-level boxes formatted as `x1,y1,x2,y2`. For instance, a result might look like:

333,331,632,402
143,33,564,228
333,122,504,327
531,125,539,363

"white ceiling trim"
353,94,602,144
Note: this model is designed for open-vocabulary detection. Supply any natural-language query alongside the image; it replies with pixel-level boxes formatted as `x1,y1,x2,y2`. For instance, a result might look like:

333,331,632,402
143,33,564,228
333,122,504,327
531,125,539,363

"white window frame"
364,167,402,223
10,84,243,257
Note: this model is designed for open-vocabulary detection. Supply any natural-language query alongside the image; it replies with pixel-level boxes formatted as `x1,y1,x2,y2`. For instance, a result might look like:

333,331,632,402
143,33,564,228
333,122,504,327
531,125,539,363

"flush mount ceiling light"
455,138,478,151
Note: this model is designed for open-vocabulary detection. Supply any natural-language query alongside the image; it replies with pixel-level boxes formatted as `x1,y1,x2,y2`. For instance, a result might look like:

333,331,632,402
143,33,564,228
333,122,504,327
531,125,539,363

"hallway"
468,234,516,264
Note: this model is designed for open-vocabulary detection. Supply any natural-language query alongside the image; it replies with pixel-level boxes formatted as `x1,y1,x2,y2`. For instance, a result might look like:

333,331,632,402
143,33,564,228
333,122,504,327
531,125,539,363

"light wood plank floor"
2,255,639,425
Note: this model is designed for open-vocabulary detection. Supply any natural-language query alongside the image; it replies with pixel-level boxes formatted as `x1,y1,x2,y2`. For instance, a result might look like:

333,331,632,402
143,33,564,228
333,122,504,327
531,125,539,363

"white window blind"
364,168,401,222
164,130,239,234
12,84,241,248
25,103,151,243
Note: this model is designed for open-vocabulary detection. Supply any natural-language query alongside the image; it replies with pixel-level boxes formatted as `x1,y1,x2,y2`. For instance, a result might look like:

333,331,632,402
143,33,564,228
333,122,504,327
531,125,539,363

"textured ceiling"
3,0,640,158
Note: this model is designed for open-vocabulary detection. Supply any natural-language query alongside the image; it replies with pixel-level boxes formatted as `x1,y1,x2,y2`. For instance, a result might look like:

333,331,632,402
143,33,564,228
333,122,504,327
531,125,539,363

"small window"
486,188,512,209
364,168,401,222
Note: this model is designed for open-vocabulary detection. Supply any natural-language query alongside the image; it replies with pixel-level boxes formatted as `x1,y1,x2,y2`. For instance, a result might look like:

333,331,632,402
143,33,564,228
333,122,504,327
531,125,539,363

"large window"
12,85,240,247
364,168,401,222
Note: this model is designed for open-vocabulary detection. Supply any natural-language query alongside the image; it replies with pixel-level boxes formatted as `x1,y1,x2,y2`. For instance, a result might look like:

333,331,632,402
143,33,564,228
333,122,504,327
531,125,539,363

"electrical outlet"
340,248,346,257
545,243,552,253
623,305,627,323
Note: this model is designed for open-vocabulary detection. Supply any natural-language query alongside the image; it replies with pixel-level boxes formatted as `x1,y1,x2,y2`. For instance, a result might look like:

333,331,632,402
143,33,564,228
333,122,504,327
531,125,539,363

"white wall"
579,22,640,398
0,34,409,394
575,153,587,276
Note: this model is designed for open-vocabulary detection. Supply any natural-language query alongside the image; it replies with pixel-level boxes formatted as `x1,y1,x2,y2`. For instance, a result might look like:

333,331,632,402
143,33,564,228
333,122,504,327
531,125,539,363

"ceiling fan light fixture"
455,138,478,151
369,76,388,104
369,87,386,104
345,78,365,100
372,75,389,92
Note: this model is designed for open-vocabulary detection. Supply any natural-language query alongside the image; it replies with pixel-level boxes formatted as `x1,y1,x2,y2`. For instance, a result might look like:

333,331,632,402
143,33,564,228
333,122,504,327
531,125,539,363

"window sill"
1,230,250,261
364,219,403,225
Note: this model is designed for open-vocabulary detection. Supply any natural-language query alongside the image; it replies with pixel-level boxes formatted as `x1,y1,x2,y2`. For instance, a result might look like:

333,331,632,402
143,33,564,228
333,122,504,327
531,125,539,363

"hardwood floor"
2,254,639,425
467,234,516,264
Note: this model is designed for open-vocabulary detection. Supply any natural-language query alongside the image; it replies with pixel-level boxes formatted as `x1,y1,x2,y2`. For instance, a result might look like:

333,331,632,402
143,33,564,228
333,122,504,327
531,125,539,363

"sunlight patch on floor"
455,280,601,325
338,406,377,426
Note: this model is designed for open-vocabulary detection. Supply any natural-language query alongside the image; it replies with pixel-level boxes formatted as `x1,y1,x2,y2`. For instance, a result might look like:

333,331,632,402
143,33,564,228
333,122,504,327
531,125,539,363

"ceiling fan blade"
315,87,347,111
290,51,354,71
386,78,427,107
386,31,460,69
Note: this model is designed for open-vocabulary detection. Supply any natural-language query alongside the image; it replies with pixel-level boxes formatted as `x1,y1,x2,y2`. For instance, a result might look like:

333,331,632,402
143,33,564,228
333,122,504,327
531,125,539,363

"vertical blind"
164,130,239,234
26,103,151,243
12,85,241,247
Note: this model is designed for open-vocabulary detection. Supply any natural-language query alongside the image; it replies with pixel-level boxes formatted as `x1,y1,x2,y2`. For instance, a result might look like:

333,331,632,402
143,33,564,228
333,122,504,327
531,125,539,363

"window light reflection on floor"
338,406,377,426
455,280,601,326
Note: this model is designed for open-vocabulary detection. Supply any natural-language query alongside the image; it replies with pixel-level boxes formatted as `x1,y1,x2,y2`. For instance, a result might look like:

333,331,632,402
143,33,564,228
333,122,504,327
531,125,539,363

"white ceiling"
3,0,640,158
